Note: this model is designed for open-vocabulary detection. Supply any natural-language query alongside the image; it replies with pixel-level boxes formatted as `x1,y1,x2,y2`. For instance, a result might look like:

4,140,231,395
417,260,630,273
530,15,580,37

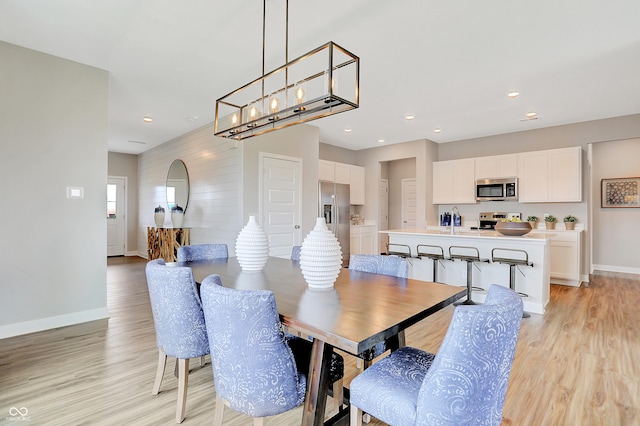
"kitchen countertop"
381,228,553,242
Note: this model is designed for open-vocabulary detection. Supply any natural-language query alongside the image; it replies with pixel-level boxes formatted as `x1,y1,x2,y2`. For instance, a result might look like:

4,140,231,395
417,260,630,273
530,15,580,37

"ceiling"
1,1,639,155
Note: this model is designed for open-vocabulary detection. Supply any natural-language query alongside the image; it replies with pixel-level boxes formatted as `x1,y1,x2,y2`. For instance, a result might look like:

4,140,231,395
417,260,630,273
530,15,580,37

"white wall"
0,41,109,338
137,126,242,257
591,138,640,273
137,123,320,257
242,124,320,237
356,138,439,250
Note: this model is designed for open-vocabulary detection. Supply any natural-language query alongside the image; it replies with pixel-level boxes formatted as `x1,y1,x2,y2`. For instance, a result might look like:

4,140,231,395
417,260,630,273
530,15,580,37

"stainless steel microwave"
475,178,518,201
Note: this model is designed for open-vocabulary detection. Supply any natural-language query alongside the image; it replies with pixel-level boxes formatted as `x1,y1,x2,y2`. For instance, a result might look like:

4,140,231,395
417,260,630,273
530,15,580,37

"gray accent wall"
0,41,109,338
591,138,640,273
108,152,139,255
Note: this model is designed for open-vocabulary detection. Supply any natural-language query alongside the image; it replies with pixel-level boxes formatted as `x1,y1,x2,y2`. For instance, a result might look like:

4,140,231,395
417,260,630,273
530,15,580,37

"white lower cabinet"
350,225,375,255
532,230,582,286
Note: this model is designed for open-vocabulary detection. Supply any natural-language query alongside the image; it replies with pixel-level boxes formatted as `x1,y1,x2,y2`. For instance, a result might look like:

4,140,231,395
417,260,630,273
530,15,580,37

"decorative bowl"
495,221,532,236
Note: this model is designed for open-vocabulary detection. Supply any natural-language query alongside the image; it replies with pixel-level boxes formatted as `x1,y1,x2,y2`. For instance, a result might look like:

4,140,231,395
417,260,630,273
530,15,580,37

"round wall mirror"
166,159,190,212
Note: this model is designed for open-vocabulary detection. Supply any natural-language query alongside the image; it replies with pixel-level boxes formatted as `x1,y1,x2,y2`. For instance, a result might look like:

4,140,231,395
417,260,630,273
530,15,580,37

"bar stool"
448,246,489,305
386,243,412,258
416,244,446,282
491,248,532,318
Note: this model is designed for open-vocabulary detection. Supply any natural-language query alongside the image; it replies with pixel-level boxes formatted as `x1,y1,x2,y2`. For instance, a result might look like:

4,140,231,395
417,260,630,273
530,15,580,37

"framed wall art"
601,177,640,208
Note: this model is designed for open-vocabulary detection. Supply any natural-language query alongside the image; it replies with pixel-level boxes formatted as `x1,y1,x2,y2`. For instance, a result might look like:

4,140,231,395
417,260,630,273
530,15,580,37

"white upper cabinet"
548,147,582,202
433,158,476,204
350,165,365,205
318,160,365,205
518,147,582,203
334,163,351,184
319,160,335,181
518,150,549,202
475,154,518,179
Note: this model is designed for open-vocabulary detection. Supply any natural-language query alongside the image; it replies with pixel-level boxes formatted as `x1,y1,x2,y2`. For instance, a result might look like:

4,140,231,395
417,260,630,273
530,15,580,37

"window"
107,184,117,219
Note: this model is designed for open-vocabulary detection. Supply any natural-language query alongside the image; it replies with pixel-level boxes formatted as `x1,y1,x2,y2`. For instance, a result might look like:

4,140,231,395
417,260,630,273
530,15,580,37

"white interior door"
379,179,389,254
107,176,126,256
261,154,302,258
401,178,417,228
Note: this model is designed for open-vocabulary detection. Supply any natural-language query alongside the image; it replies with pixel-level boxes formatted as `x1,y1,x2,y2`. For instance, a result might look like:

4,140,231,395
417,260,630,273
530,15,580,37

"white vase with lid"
299,217,343,289
154,205,165,227
235,216,269,271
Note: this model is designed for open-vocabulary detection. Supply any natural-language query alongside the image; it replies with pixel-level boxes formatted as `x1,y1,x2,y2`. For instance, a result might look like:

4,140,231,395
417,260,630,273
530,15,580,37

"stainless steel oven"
475,177,518,201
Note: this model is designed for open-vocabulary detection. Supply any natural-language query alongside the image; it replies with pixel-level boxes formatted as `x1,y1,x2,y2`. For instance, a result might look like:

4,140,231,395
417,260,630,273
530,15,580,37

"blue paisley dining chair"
177,243,228,262
348,254,409,369
145,259,215,423
349,254,409,278
200,274,345,424
290,245,302,261
349,284,523,426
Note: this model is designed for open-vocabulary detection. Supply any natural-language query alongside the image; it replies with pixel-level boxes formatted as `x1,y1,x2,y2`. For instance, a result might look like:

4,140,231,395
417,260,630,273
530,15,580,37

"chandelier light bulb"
270,96,279,113
296,85,305,104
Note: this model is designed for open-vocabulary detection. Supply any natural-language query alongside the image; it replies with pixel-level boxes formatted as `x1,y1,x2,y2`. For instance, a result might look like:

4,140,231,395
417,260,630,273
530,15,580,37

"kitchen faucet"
451,206,459,235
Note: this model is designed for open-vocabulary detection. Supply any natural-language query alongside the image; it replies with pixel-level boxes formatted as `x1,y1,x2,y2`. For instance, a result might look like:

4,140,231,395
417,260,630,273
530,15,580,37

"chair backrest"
177,244,228,262
415,284,523,425
145,259,210,359
200,278,305,417
349,254,409,278
291,245,301,261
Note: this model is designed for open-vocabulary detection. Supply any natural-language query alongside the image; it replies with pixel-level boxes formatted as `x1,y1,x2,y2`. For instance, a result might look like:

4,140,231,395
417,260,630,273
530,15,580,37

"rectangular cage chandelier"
214,2,359,140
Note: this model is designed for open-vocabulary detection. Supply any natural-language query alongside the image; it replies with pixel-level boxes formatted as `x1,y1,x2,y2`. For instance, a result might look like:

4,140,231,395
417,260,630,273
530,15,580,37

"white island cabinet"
380,229,552,314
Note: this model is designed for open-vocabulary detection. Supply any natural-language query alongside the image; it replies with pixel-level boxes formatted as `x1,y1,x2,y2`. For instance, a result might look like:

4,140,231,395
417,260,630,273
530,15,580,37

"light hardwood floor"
1,256,639,425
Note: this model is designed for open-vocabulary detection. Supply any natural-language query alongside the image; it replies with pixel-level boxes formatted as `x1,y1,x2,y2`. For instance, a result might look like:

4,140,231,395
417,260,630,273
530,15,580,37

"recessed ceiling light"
526,112,537,118
434,128,442,133
378,139,385,143
344,128,352,133
143,116,153,123
405,114,415,121
507,91,520,98
186,116,199,122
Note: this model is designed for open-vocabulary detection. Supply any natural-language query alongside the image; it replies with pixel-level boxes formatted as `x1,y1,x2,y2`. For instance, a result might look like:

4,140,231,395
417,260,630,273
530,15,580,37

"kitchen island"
381,228,552,314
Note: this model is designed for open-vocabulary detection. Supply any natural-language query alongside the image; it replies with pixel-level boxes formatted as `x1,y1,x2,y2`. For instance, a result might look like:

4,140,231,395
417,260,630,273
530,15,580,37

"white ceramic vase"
154,205,165,227
299,217,343,289
171,210,184,228
235,216,269,271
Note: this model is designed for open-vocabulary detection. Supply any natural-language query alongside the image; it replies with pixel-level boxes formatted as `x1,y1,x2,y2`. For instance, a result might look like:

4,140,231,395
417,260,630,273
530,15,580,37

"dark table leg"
301,339,332,426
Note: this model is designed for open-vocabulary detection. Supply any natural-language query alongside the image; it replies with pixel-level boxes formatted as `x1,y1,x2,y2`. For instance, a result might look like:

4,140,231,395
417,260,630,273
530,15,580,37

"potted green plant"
563,215,577,230
545,214,557,230
527,215,539,229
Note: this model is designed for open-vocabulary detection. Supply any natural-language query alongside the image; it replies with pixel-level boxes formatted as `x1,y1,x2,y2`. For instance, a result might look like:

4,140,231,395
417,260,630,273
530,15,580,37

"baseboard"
135,251,149,259
592,264,640,275
0,308,109,339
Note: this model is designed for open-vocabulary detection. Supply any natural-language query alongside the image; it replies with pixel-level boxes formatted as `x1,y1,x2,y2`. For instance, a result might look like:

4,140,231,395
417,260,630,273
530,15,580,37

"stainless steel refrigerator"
319,181,350,267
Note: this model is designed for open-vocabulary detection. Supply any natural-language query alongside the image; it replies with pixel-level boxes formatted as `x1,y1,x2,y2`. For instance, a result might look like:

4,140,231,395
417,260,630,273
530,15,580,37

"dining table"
180,256,466,426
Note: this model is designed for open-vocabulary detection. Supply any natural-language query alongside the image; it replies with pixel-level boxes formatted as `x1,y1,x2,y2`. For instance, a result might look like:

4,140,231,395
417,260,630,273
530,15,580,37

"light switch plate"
67,187,84,199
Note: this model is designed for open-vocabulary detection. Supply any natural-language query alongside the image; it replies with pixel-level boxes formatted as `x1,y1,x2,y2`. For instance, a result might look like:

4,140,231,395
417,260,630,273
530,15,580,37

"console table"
147,227,190,261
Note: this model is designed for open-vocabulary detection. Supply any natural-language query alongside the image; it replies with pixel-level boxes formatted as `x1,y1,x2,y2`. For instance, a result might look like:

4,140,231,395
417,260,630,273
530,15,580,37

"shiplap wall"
137,125,242,257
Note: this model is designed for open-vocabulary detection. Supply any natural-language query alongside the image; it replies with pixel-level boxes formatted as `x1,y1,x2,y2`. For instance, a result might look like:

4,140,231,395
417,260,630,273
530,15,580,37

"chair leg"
350,404,363,426
356,358,362,369
332,378,344,412
199,355,206,367
152,349,167,395
213,397,225,426
253,417,266,426
176,358,189,423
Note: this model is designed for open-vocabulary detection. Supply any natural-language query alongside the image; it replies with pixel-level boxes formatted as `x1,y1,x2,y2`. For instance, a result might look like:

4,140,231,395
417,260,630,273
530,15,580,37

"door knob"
295,225,300,229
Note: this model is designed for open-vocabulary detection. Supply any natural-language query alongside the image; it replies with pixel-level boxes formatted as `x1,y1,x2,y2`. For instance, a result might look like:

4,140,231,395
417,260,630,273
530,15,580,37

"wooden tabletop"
185,257,466,357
